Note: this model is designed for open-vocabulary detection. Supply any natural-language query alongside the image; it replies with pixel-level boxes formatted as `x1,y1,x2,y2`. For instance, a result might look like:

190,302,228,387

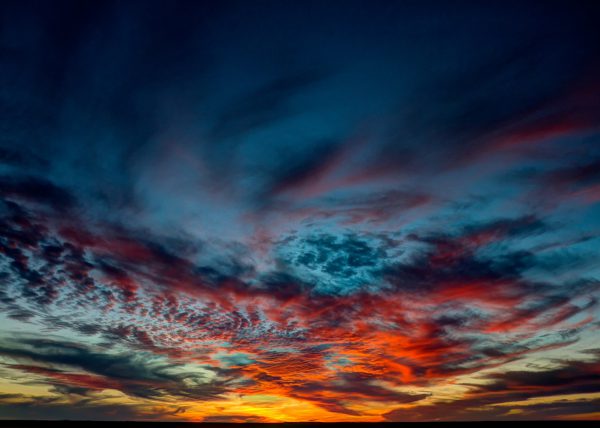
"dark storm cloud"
0,335,232,401
5,307,36,322
201,415,270,423
385,352,600,422
382,215,553,293
0,176,75,211
257,271,308,301
289,371,429,410
385,239,534,293
384,395,600,422
0,392,165,421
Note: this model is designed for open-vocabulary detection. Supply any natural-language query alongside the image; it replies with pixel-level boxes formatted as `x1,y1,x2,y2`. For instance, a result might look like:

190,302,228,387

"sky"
0,0,599,422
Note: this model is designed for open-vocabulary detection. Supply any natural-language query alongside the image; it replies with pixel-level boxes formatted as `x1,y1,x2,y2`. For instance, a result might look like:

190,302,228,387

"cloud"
201,414,271,423
0,0,599,421
0,190,596,419
0,335,231,401
385,351,600,421
0,391,174,421
0,176,75,211
288,371,429,413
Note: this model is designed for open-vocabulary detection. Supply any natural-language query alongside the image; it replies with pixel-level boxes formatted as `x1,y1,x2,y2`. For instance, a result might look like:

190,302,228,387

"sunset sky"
1,0,600,422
